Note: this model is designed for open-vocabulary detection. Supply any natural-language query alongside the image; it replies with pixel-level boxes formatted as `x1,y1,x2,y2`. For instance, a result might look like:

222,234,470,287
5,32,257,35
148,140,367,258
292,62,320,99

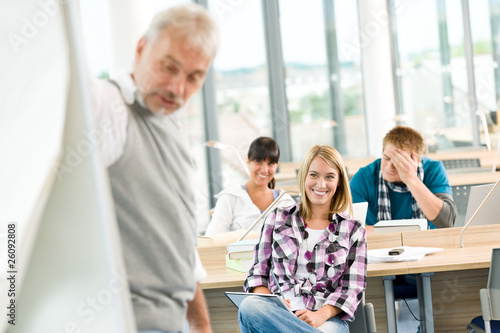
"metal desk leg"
383,275,398,333
417,272,435,333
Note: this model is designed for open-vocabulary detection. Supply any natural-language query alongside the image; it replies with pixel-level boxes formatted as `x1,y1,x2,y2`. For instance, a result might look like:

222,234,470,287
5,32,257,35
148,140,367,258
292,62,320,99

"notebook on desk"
464,183,500,226
373,218,427,234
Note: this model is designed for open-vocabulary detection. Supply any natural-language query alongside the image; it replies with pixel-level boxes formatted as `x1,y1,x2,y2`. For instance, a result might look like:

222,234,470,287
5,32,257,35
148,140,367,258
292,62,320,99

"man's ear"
412,152,421,163
135,36,148,63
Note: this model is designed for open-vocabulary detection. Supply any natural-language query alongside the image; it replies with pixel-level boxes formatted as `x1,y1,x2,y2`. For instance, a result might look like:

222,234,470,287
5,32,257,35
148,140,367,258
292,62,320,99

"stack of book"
225,238,258,273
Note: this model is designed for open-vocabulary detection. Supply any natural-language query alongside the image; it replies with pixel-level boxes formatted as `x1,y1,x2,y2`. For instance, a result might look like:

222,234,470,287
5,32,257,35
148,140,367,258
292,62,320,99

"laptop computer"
464,183,500,226
373,218,427,234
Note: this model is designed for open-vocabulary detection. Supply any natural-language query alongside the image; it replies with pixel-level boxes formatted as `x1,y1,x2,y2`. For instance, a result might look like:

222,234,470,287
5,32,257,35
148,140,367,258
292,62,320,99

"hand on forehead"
385,144,419,162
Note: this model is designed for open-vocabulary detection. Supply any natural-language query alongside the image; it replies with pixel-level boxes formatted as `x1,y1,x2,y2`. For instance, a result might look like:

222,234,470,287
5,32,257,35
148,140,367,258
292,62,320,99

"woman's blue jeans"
238,296,349,333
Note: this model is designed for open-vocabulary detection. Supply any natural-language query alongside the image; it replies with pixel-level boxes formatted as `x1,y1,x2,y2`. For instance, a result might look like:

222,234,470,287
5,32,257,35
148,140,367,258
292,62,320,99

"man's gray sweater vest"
108,99,197,331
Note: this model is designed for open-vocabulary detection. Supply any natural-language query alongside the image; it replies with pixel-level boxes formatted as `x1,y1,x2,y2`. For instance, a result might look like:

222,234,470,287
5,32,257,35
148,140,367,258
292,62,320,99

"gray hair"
144,3,219,58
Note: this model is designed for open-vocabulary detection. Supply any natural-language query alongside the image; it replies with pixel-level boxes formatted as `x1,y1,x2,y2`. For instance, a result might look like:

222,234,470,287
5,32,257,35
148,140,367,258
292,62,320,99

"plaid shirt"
244,203,367,321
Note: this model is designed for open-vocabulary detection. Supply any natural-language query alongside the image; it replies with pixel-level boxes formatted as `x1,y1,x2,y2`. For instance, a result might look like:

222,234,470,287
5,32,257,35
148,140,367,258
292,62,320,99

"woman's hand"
251,286,272,294
295,309,328,328
295,305,340,328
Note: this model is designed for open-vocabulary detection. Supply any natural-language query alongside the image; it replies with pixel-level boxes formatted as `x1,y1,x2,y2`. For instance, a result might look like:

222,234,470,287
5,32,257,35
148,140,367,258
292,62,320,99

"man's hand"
365,225,375,234
391,149,419,185
187,283,212,333
390,149,444,221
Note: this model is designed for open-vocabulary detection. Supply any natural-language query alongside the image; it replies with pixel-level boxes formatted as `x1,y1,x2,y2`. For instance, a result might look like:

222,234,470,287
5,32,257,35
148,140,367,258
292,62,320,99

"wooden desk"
199,233,404,332
427,149,498,171
402,225,500,333
199,225,500,333
447,171,500,186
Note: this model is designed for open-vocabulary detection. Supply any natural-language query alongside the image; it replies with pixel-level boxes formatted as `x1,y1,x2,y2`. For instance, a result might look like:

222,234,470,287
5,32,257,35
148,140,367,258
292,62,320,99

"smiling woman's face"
247,159,278,187
304,156,339,211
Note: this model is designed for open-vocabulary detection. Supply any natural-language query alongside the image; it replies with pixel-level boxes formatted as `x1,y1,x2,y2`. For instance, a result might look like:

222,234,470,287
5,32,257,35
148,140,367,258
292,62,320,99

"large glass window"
334,0,367,157
392,0,499,151
280,0,366,161
393,0,457,149
210,1,272,188
469,0,499,150
80,0,211,233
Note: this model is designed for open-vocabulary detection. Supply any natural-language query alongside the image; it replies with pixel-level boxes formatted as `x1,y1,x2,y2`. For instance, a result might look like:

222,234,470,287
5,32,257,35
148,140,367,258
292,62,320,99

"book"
225,254,254,273
197,230,260,247
226,238,259,252
227,250,254,260
225,292,292,313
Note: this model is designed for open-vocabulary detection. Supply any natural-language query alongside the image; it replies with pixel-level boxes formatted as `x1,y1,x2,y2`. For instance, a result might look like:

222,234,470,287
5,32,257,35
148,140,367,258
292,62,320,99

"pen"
270,270,286,300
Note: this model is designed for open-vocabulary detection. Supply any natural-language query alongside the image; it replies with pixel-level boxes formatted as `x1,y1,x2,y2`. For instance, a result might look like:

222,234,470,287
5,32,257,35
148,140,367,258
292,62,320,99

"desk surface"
406,245,494,274
200,225,499,333
200,232,405,289
448,171,500,186
200,225,500,289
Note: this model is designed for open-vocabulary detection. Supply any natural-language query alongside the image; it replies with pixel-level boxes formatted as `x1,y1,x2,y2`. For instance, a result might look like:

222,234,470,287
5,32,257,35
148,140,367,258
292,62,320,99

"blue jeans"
238,296,349,333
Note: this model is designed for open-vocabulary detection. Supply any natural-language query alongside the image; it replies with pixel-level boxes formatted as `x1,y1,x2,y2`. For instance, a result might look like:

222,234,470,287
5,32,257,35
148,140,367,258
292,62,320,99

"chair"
467,248,500,333
348,294,377,333
452,184,473,227
352,201,369,225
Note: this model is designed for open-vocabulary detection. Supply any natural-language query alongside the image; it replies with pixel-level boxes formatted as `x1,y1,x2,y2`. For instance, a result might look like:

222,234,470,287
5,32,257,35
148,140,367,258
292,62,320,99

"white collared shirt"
90,72,206,284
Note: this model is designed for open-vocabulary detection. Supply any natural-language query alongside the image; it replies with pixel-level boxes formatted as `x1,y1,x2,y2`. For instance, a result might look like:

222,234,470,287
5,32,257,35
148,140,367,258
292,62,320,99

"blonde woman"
239,145,367,333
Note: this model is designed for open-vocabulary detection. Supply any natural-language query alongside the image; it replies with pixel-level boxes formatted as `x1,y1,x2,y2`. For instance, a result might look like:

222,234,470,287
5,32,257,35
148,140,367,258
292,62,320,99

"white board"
0,1,135,331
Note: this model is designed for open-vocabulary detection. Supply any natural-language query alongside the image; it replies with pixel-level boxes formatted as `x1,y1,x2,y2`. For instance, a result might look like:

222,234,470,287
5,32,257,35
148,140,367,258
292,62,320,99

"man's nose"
168,75,185,97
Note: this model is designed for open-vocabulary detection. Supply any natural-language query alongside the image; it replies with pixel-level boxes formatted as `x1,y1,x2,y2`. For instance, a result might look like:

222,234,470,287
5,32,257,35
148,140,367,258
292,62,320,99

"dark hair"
247,137,280,189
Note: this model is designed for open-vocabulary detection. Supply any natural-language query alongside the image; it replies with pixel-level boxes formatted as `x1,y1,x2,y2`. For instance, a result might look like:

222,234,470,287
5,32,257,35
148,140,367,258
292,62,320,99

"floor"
397,299,421,333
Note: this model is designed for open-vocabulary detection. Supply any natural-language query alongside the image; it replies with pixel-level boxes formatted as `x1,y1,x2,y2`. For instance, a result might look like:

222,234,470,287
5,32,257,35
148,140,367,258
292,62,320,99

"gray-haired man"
91,4,218,332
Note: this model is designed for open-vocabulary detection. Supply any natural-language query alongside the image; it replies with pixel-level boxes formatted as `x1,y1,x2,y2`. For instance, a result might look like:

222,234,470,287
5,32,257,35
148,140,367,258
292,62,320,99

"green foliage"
98,71,109,79
343,87,362,116
301,91,330,120
289,87,363,123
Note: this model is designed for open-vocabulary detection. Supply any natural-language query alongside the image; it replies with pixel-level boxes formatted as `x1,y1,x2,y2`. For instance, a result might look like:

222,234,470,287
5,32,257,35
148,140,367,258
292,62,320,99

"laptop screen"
464,183,500,226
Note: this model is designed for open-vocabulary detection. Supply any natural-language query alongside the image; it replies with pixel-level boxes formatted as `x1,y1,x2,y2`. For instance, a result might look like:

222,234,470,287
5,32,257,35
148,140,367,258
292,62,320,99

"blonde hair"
144,3,219,58
297,145,352,221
